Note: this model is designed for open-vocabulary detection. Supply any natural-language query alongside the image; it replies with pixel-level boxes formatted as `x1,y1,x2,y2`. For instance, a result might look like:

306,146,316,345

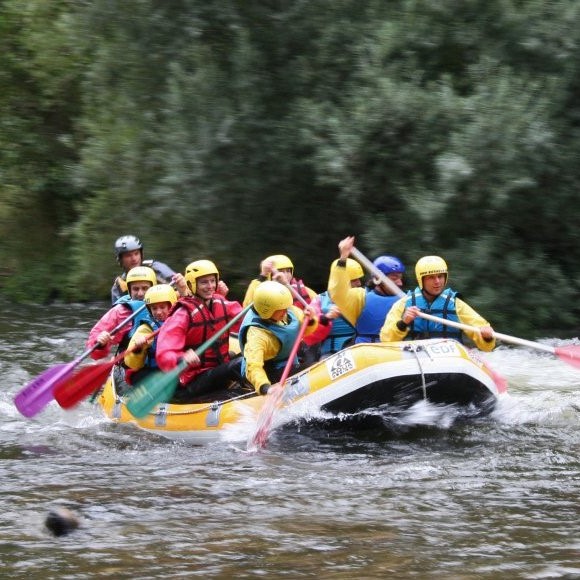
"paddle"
125,303,254,418
350,246,580,370
14,303,149,418
248,310,312,451
53,329,161,409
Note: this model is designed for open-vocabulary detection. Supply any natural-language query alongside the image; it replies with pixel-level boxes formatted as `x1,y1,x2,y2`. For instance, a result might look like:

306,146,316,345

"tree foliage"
1,0,579,336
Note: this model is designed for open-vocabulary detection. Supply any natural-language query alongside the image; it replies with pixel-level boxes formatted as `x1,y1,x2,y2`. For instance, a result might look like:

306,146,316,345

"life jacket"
290,278,312,309
176,295,232,376
139,317,163,370
113,296,149,351
355,290,400,343
114,276,128,295
318,291,355,355
405,287,463,341
239,308,301,377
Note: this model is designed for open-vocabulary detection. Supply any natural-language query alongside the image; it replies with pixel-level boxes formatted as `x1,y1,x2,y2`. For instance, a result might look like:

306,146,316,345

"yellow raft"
98,338,505,443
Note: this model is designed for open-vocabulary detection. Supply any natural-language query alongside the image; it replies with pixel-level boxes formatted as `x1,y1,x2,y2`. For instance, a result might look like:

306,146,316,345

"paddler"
329,236,405,343
87,266,158,360
238,281,318,395
243,254,317,310
123,284,178,385
111,234,176,304
380,255,495,350
155,260,245,402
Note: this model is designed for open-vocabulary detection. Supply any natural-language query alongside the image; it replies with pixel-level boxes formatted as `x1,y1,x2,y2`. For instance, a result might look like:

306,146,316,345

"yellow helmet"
144,284,178,308
185,259,219,295
415,256,448,289
267,254,294,274
126,266,157,288
332,258,364,281
253,281,293,319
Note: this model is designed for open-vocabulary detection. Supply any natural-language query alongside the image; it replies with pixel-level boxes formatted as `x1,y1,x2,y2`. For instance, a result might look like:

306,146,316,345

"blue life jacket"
318,291,355,355
113,296,149,351
136,317,163,369
355,290,400,343
239,308,301,377
405,287,462,341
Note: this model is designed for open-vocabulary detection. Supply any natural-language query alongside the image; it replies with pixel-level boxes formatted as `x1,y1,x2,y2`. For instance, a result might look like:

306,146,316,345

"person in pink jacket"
86,266,157,360
155,260,244,402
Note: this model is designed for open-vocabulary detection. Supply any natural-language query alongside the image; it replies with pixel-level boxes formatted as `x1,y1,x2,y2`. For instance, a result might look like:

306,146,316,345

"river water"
0,304,578,579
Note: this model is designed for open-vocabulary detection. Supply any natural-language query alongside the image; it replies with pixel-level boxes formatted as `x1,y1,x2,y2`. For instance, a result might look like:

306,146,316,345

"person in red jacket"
155,259,244,402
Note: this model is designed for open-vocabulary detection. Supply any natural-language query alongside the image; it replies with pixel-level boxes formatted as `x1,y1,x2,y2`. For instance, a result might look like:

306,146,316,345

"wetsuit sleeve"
155,307,190,371
124,324,154,370
379,297,408,342
150,260,175,284
86,306,131,360
328,262,365,326
242,279,261,307
455,299,496,351
243,326,281,392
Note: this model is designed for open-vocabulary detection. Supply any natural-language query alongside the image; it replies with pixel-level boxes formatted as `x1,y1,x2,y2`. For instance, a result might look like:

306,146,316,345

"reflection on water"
0,305,579,578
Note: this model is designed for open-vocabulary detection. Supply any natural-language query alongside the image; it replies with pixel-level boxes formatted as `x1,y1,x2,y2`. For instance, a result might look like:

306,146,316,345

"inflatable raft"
98,338,506,443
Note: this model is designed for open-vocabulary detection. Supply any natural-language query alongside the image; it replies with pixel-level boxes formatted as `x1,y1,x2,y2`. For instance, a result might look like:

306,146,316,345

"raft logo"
326,350,356,380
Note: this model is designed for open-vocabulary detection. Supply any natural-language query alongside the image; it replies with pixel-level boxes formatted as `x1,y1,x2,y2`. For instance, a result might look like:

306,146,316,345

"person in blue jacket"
329,236,406,343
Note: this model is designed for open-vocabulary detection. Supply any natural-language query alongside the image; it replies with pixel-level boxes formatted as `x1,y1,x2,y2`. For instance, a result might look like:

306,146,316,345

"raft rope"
118,390,258,416
403,343,429,400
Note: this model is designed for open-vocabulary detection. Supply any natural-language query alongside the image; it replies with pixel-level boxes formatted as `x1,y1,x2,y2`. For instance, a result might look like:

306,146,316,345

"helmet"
253,281,293,319
114,235,143,262
373,255,405,276
185,260,219,295
415,256,448,289
144,284,178,307
332,258,364,281
267,254,294,274
126,266,157,287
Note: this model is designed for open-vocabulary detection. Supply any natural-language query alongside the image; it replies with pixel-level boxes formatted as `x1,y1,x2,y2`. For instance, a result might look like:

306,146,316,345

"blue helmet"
373,255,405,275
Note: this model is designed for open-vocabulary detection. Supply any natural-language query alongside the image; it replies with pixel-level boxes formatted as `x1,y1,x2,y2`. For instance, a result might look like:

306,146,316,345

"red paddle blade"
467,350,508,395
53,363,114,409
554,345,580,369
248,385,284,451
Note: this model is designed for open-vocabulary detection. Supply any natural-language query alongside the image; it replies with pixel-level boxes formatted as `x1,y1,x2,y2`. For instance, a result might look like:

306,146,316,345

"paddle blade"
554,345,580,369
125,369,179,418
248,385,284,451
54,362,114,409
14,362,77,418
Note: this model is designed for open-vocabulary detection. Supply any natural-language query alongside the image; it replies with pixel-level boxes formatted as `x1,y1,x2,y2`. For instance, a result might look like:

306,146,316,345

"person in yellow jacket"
243,254,317,309
239,281,318,394
328,236,402,343
380,255,495,351
124,284,178,384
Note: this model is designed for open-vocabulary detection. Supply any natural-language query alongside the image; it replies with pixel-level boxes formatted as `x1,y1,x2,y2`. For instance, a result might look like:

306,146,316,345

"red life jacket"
177,295,233,380
290,278,312,309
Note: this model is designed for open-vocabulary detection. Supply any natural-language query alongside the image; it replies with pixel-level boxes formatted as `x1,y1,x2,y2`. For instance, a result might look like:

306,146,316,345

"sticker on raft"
424,341,461,358
326,350,356,380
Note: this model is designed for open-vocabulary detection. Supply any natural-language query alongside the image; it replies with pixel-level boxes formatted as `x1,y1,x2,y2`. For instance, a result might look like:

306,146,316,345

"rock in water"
45,507,80,537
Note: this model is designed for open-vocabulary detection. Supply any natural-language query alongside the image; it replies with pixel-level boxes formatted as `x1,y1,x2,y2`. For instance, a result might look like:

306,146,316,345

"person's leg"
182,358,244,398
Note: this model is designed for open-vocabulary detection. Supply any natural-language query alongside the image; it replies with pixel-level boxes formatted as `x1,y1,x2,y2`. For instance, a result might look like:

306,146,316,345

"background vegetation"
1,0,579,337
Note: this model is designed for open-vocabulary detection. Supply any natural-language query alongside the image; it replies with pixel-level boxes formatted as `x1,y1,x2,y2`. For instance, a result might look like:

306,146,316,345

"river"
0,304,578,579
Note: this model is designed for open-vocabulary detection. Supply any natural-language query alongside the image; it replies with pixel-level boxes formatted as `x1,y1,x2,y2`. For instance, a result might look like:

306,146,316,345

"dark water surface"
0,304,579,579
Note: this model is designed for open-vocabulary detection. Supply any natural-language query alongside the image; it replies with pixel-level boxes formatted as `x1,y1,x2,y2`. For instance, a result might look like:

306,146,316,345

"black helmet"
114,235,143,263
